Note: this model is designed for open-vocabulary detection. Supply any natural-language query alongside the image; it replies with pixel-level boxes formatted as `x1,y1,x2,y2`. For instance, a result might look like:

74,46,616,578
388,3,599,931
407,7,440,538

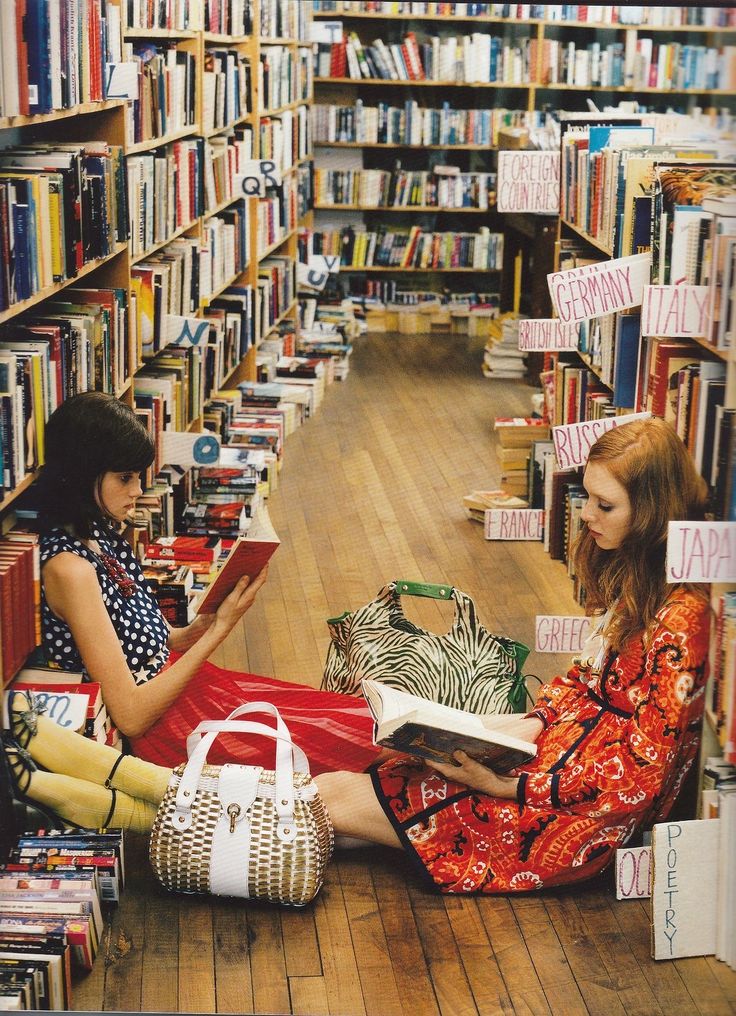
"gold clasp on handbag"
228,803,241,833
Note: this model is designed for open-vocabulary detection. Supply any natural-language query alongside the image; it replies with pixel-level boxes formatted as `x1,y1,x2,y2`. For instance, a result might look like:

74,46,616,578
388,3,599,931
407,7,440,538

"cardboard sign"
234,160,282,197
311,254,340,274
552,412,651,469
651,820,719,960
484,509,544,541
666,521,736,583
518,319,580,351
161,431,221,469
164,315,211,348
496,151,560,215
616,845,651,900
535,616,591,654
297,262,329,292
548,253,651,324
311,19,343,43
105,62,139,100
641,285,711,338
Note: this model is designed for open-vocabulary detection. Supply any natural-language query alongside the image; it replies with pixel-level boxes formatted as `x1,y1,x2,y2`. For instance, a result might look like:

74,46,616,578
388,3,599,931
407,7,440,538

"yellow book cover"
47,179,64,281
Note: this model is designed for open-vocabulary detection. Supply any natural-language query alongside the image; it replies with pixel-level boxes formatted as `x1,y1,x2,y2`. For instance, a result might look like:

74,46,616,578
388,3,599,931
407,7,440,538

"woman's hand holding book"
429,752,520,799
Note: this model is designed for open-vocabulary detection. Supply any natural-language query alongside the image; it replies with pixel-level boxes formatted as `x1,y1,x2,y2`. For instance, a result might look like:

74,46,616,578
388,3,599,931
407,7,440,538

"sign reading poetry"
548,252,651,324
496,151,560,214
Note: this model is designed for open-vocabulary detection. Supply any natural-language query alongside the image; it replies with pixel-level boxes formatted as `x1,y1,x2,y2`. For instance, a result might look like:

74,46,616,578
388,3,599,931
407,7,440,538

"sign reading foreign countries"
485,509,544,541
535,616,591,653
666,521,736,583
552,412,651,470
496,151,560,215
641,285,711,338
548,253,651,324
518,319,580,352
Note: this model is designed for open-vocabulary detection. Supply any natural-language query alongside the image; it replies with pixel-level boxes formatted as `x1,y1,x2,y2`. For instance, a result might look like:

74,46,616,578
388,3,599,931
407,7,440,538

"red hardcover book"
144,534,222,564
15,0,30,116
402,33,425,80
197,505,279,614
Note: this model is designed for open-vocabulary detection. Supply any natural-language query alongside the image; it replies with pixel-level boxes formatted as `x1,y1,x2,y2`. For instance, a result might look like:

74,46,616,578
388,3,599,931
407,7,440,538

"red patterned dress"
372,588,710,894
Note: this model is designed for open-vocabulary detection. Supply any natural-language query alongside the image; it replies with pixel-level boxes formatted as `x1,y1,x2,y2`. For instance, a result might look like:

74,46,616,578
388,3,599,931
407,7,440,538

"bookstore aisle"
70,331,736,1016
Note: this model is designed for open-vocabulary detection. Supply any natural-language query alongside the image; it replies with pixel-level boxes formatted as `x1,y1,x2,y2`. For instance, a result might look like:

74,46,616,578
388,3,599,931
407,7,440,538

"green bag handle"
395,580,453,600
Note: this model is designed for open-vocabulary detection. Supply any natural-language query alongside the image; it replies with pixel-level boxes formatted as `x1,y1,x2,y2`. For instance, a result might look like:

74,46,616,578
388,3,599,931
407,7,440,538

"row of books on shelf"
711,592,736,766
3,672,120,749
258,46,311,112
0,141,128,312
313,101,549,148
124,0,276,35
0,826,126,1008
0,0,123,119
256,177,299,252
482,316,526,380
260,0,308,41
260,106,311,171
124,43,197,149
314,167,495,210
127,138,202,261
202,49,252,136
311,226,504,270
312,2,736,26
316,31,536,85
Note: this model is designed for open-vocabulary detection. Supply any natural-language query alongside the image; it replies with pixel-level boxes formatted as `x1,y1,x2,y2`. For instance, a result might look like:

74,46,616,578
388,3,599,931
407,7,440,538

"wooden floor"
72,331,736,1015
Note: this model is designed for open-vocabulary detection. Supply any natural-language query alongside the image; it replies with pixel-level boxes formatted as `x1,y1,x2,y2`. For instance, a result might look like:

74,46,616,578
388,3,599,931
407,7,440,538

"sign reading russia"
496,151,560,214
548,252,651,324
641,284,710,338
666,521,736,583
518,319,580,352
553,412,651,469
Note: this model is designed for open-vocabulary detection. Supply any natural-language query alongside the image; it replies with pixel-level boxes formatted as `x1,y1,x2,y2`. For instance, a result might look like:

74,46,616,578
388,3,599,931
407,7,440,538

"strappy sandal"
2,734,38,797
8,690,46,749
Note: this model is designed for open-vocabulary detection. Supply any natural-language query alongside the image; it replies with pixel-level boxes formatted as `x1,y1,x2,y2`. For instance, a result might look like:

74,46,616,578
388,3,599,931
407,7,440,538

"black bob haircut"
34,391,155,537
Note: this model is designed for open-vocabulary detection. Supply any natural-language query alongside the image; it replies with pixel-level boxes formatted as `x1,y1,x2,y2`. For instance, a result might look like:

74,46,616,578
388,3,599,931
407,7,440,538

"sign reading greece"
164,315,210,348
234,160,282,197
496,151,560,215
548,252,651,324
641,285,711,338
535,616,591,654
485,509,544,541
518,319,580,352
553,411,651,470
666,521,736,583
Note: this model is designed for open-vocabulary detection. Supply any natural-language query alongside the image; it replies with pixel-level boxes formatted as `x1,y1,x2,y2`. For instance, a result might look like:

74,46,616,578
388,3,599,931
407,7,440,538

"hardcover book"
197,504,280,614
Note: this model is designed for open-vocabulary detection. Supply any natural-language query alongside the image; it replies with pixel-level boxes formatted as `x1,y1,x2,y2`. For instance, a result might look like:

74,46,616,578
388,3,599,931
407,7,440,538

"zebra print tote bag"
321,581,530,715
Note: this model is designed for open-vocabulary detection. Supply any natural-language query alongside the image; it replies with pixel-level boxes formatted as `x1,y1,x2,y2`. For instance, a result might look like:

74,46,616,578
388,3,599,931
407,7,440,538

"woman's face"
96,471,143,523
580,462,632,550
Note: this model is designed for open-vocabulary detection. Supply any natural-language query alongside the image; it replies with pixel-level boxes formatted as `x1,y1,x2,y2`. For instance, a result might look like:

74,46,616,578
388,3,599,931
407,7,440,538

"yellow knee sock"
20,714,171,804
23,770,159,834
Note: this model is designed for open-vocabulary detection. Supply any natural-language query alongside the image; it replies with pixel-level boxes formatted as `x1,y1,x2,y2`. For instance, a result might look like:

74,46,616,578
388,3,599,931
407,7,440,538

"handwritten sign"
164,315,211,348
297,262,329,292
161,431,221,469
552,412,651,469
311,254,340,274
535,616,591,653
651,820,719,959
485,509,544,541
3,689,87,733
616,846,651,900
641,285,710,338
666,521,736,583
548,253,651,324
234,160,282,198
518,319,580,352
105,62,139,100
496,151,560,215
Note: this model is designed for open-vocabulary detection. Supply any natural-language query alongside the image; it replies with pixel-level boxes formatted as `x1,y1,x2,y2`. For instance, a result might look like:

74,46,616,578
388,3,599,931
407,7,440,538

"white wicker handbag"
149,702,334,907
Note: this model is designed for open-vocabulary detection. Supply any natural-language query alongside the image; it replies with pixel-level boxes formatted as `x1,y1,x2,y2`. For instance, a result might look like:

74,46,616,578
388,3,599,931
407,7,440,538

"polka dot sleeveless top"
40,523,170,685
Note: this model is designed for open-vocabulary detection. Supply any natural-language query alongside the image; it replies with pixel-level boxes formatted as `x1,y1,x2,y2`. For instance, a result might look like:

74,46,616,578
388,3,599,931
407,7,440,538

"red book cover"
197,505,279,614
145,535,222,563
10,683,103,720
403,32,425,80
15,0,30,116
0,545,32,666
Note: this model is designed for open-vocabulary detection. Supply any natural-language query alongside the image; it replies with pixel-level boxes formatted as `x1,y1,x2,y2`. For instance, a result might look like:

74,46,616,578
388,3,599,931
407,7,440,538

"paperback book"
197,504,280,614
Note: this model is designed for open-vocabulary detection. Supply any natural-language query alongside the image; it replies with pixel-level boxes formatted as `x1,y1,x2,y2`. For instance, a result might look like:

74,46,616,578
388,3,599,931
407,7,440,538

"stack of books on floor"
493,417,551,500
0,828,125,1009
482,316,527,380
462,489,528,521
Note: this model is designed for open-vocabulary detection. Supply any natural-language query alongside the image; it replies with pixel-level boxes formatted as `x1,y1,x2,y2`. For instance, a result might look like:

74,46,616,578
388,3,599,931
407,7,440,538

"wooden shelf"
540,83,736,94
130,221,199,266
0,243,128,326
260,37,300,45
0,98,125,131
203,193,247,220
200,265,250,309
314,140,498,150
260,299,298,342
0,472,39,515
315,77,529,88
314,203,493,212
202,113,253,139
338,265,501,273
203,32,254,44
258,229,297,261
560,219,613,258
124,27,198,39
126,124,199,155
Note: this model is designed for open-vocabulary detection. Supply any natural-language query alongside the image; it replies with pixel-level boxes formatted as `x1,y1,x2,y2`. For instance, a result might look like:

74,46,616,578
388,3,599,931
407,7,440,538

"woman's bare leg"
315,771,401,849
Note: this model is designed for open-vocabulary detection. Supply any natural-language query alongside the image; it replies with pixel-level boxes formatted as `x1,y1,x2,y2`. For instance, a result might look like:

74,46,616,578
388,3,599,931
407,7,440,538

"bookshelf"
0,0,313,687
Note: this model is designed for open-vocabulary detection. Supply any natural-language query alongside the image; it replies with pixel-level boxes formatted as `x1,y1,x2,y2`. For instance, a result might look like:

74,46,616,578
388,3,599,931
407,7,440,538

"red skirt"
131,655,381,776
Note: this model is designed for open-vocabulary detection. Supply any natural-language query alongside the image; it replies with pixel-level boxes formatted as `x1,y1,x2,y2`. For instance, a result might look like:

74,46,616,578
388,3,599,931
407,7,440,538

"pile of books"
141,534,222,623
462,489,528,522
482,316,527,380
493,417,551,499
0,828,125,1007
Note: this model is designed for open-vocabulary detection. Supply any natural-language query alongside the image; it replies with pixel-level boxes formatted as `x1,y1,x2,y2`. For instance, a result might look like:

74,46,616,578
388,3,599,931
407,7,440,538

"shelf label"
518,319,580,351
484,509,544,541
164,315,210,347
548,252,651,324
496,151,560,215
535,615,591,653
105,62,139,100
666,521,736,583
234,161,282,197
552,411,651,469
161,431,221,470
641,284,710,338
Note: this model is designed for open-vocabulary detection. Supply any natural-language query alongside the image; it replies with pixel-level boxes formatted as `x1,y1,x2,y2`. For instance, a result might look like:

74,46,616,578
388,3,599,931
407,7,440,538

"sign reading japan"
518,319,580,352
666,521,736,583
553,412,651,470
485,509,544,541
496,151,560,214
548,252,651,324
641,285,711,338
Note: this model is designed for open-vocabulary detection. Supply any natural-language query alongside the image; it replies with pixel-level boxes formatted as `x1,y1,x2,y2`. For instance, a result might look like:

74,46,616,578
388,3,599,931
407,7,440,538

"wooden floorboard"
71,331,736,1014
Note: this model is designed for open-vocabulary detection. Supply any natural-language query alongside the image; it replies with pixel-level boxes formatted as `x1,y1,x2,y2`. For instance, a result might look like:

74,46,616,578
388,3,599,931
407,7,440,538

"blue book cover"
25,0,52,114
11,203,31,303
612,313,641,409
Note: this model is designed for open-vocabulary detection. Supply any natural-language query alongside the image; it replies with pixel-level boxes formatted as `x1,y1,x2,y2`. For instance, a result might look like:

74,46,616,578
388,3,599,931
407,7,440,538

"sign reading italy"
548,252,651,324
496,151,560,215
518,319,580,351
641,285,710,338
